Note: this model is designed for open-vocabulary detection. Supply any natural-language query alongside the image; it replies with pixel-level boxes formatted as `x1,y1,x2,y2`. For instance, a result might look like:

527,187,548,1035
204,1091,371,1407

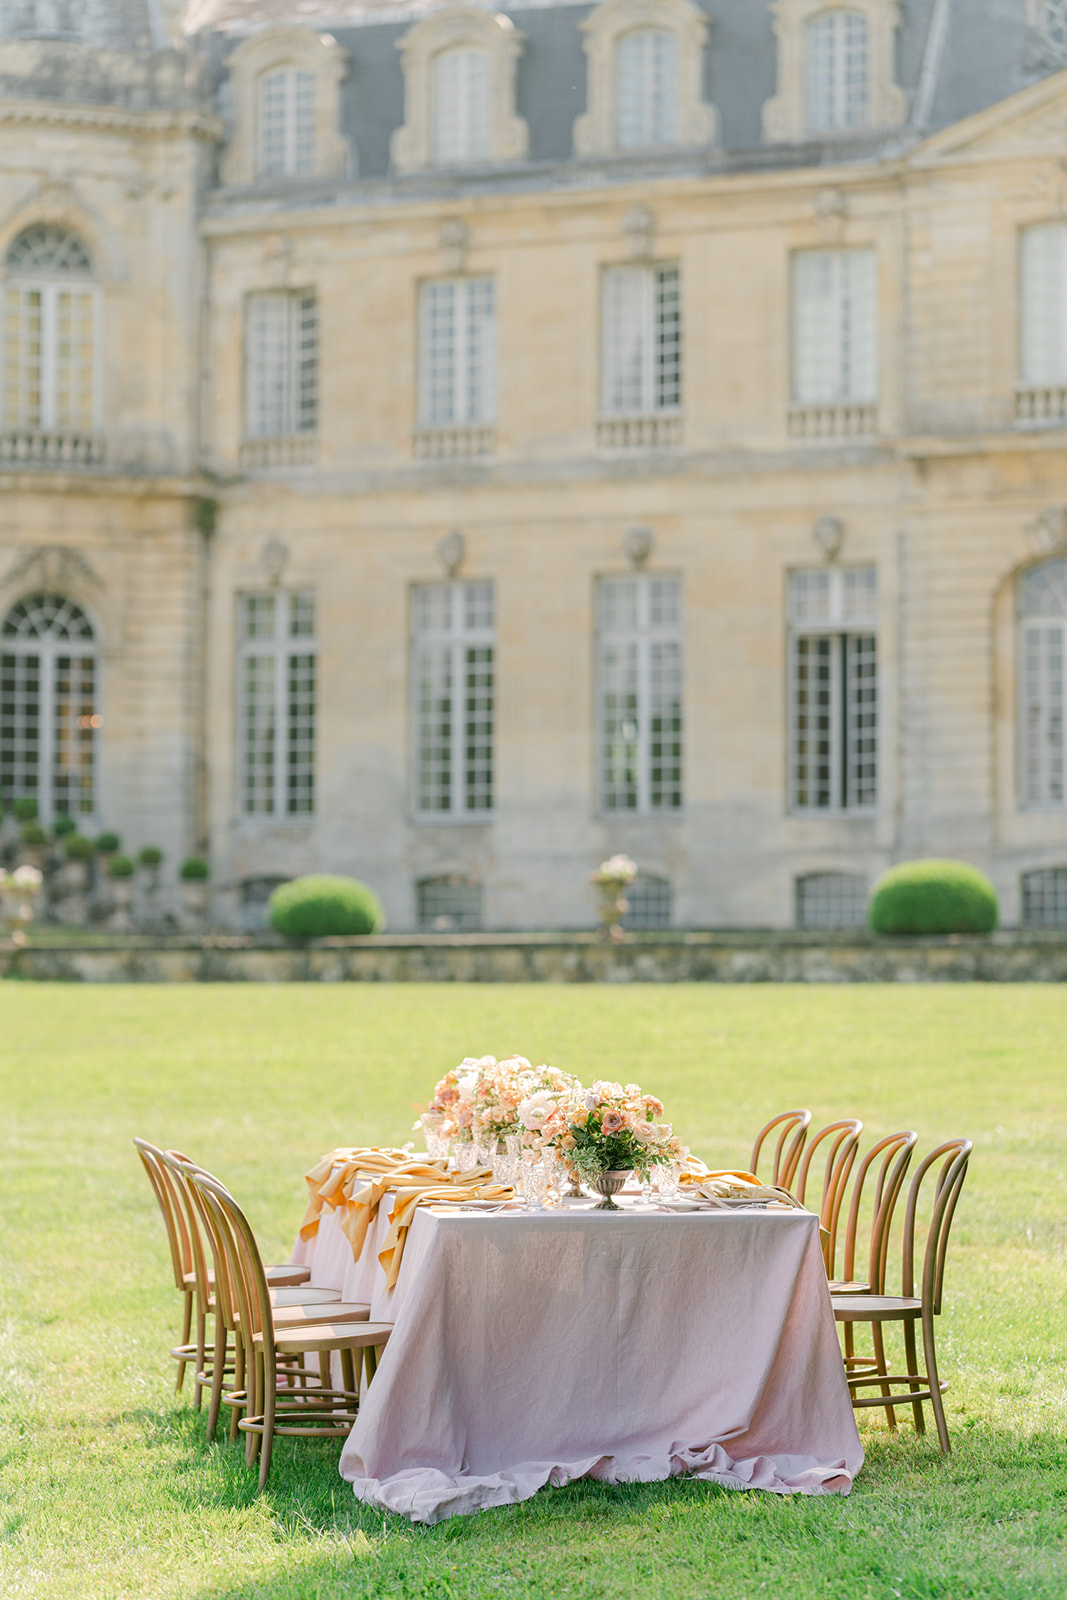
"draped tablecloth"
313,1202,862,1523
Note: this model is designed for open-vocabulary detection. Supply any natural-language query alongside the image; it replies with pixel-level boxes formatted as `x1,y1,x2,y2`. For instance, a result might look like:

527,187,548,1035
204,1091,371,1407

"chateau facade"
5,0,1067,931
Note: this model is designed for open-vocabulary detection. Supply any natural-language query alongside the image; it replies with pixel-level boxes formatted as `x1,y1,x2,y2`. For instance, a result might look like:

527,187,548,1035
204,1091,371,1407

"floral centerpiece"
520,1078,683,1207
427,1055,580,1149
427,1055,496,1143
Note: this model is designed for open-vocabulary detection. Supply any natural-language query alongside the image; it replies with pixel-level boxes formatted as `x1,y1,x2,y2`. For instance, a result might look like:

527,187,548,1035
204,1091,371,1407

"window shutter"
1021,224,1067,385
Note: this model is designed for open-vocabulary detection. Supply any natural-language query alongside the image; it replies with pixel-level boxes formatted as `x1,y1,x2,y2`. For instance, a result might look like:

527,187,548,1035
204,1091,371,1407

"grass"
0,982,1065,1600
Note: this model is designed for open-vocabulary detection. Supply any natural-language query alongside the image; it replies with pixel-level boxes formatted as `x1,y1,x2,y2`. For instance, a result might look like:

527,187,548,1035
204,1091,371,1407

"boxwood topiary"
52,813,76,837
20,822,46,846
13,797,38,821
269,875,385,938
108,853,135,879
96,831,121,853
139,845,163,867
179,856,209,881
868,859,998,936
64,834,95,862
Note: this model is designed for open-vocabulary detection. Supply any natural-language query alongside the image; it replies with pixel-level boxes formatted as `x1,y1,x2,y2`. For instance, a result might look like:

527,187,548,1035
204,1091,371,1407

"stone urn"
589,854,637,942
108,878,134,933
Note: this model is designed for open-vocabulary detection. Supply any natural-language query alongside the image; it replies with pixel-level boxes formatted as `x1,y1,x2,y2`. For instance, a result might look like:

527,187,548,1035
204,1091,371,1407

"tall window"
432,47,492,165
418,278,495,427
806,10,869,132
1019,558,1067,809
1020,224,1067,386
601,265,681,416
793,249,877,405
597,576,682,814
412,582,494,816
244,292,318,441
258,68,316,177
4,225,96,436
616,29,679,149
238,592,316,817
0,594,97,821
2,1,83,35
789,567,877,813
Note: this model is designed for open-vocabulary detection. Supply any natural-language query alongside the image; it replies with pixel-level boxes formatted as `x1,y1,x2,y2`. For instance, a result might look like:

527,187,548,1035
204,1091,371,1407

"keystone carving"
812,515,845,562
436,529,465,577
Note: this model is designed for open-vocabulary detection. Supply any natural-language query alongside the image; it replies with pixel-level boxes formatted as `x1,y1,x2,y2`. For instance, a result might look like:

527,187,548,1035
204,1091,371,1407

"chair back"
133,1137,193,1293
156,1149,220,1320
901,1138,973,1312
837,1130,917,1289
750,1109,811,1189
794,1118,862,1258
187,1169,276,1351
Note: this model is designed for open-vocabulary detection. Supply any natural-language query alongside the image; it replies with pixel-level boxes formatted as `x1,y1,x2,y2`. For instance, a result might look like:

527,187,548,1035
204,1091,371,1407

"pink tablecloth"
306,1202,863,1523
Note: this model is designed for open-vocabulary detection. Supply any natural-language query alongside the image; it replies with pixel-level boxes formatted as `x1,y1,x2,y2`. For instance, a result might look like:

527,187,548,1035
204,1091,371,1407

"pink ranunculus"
601,1109,627,1135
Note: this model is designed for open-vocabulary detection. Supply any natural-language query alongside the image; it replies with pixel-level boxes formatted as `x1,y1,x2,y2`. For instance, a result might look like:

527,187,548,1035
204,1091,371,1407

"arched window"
3,224,97,439
416,875,483,932
616,29,679,149
432,47,492,165
257,67,316,177
621,874,673,930
0,594,97,821
1020,558,1067,808
795,871,867,928
806,10,869,132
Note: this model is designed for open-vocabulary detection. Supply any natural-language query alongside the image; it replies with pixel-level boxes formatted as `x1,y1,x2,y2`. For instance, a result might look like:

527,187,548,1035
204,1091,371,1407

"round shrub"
868,860,998,936
96,831,120,853
64,834,95,862
138,845,163,867
179,856,209,881
108,853,135,879
52,813,76,837
13,797,38,821
20,822,46,846
269,875,385,938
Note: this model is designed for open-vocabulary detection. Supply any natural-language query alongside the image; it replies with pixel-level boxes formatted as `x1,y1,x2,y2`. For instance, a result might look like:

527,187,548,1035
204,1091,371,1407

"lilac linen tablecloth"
324,1204,862,1523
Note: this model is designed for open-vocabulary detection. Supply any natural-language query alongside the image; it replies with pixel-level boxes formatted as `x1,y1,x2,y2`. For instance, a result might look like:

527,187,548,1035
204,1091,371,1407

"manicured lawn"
1,983,1065,1600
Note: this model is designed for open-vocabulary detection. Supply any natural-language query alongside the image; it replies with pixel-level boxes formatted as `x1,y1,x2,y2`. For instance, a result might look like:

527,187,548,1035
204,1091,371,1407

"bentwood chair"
832,1138,972,1455
750,1109,811,1190
189,1168,393,1491
793,1119,863,1271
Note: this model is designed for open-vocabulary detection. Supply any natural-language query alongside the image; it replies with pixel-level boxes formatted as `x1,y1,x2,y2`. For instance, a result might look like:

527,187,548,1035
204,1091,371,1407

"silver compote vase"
592,1168,631,1211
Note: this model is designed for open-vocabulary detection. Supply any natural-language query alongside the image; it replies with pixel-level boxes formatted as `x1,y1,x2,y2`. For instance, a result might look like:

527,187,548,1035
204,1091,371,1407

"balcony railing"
412,425,496,460
239,434,318,470
0,430,105,468
787,402,878,441
1015,384,1067,427
596,411,683,450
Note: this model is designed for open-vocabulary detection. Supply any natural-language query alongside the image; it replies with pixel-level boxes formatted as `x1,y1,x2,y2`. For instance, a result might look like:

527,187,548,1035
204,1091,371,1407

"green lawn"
1,984,1065,1600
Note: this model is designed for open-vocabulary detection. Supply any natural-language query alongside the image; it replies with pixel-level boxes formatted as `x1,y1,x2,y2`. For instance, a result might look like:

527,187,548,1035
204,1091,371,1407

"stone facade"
4,0,1067,932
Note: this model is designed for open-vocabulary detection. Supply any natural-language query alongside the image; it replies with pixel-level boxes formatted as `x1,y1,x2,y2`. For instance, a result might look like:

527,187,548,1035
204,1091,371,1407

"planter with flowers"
0,863,43,945
589,854,637,941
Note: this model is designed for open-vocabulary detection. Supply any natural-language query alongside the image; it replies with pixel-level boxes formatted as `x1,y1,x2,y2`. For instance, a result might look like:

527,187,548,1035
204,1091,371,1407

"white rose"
518,1090,558,1130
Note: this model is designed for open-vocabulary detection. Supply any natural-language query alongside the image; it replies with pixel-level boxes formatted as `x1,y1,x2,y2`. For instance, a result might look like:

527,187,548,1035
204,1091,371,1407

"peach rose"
601,1110,627,1136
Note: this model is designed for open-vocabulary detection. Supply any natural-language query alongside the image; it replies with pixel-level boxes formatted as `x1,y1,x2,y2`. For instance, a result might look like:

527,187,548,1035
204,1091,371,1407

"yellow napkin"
299,1147,446,1239
378,1180,515,1290
678,1168,761,1193
338,1164,480,1258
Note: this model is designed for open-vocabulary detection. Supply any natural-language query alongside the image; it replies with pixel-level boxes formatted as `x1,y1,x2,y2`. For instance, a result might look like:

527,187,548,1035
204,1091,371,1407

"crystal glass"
521,1157,550,1210
455,1141,478,1174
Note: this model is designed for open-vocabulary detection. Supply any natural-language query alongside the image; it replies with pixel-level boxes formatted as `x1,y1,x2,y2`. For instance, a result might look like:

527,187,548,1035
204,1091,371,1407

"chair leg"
205,1314,228,1443
871,1324,896,1432
192,1302,208,1412
258,1354,277,1493
340,1347,356,1401
176,1289,193,1393
902,1319,926,1436
921,1311,951,1457
230,1330,245,1445
247,1349,263,1467
364,1343,378,1385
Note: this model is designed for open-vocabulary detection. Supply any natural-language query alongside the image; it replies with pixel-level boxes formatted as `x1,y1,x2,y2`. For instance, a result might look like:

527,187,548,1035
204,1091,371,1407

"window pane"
464,645,494,811
53,651,94,815
259,68,315,177
4,287,42,429
1022,867,1067,926
622,874,673,930
807,10,868,132
1021,557,1067,618
0,649,40,808
296,295,318,434
53,289,94,431
1021,224,1067,385
290,593,315,637
796,872,867,928
793,249,877,404
599,638,640,811
286,651,315,814
433,47,492,165
415,643,453,812
417,875,483,932
246,293,292,437
649,638,682,809
241,594,276,641
242,654,276,815
845,633,877,808
419,279,495,426
616,29,678,149
655,266,681,409
791,634,837,809
1022,621,1066,807
602,267,650,414
412,581,495,815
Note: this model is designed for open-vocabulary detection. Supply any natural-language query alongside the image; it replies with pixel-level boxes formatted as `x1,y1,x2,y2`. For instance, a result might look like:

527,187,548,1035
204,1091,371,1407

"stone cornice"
0,99,223,142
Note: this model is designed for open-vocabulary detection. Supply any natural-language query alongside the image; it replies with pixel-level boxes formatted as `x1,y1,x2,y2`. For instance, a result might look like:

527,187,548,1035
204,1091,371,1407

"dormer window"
258,67,316,178
616,29,679,149
432,47,492,166
806,10,869,131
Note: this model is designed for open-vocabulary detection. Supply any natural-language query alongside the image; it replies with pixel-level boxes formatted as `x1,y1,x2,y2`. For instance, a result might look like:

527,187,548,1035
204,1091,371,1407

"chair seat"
271,1301,371,1328
185,1262,311,1292
827,1279,869,1295
269,1287,341,1309
262,1320,394,1356
831,1294,922,1322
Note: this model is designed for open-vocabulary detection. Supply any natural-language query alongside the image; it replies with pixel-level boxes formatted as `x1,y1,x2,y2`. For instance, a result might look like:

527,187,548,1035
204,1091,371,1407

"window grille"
1040,0,1067,53
240,875,288,932
0,593,96,821
1019,557,1067,808
806,10,869,132
416,875,483,931
621,873,673,930
1021,866,1067,926
4,225,96,434
2,1,83,36
432,47,492,165
597,576,682,814
1020,224,1067,386
601,265,681,416
788,566,877,813
258,68,316,177
418,278,495,427
793,249,877,405
244,292,318,441
796,871,868,928
616,29,679,149
237,592,316,817
412,582,494,816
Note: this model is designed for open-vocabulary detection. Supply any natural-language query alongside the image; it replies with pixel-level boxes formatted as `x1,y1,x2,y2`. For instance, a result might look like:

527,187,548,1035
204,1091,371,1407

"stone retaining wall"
4,930,1067,982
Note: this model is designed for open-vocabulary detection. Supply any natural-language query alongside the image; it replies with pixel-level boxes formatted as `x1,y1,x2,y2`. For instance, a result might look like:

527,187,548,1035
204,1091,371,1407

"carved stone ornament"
439,218,470,274
4,544,102,593
623,526,654,568
260,538,290,585
623,205,655,261
436,529,465,578
813,187,849,244
813,515,846,562
1032,505,1067,554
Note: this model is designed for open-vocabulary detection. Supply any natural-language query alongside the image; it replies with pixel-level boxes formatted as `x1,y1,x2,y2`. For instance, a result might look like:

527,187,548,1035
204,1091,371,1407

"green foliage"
179,856,209,881
868,859,999,936
107,853,134,879
64,833,95,862
20,822,46,845
12,796,38,821
269,874,385,938
138,845,163,867
95,831,121,853
52,813,76,837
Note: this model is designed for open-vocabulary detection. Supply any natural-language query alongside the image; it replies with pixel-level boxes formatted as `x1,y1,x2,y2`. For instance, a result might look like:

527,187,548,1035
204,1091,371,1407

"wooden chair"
832,1138,972,1455
794,1119,863,1270
189,1168,393,1492
829,1130,918,1294
750,1109,811,1190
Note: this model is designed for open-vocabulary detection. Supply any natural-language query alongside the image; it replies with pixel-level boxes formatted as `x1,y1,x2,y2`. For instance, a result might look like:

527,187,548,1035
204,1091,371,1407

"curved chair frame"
794,1118,863,1270
750,1109,811,1190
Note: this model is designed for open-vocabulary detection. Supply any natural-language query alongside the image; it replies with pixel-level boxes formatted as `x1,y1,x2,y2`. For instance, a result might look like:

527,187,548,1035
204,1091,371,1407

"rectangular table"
295,1195,863,1523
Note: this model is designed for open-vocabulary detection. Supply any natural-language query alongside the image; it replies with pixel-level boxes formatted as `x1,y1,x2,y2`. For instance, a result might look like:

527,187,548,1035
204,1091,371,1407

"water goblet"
521,1157,549,1210
455,1141,477,1175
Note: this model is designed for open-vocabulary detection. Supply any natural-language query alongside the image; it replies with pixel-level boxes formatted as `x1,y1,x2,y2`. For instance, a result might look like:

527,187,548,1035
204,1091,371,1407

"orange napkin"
378,1180,515,1289
299,1147,446,1239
